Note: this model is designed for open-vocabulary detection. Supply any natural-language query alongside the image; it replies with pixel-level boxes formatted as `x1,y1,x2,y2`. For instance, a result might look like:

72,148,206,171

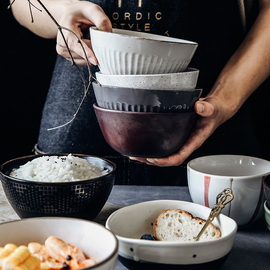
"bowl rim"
95,67,199,78
264,200,270,213
93,103,197,115
0,216,119,270
0,153,116,184
187,154,270,178
264,174,270,189
90,26,198,45
105,199,238,247
92,81,203,93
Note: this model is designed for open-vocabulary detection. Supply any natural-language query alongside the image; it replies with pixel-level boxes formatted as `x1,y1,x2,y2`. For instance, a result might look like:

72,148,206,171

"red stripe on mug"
246,175,265,226
204,176,211,207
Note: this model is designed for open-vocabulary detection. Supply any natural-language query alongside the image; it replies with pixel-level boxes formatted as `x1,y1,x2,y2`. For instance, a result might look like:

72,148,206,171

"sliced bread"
153,209,221,242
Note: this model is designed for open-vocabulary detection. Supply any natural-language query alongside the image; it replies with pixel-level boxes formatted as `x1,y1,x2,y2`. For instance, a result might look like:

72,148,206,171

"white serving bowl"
95,68,199,90
106,200,237,270
187,155,270,227
90,27,198,75
0,217,118,270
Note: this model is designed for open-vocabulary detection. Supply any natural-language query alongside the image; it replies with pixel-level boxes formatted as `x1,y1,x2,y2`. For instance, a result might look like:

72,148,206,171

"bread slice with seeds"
153,209,221,242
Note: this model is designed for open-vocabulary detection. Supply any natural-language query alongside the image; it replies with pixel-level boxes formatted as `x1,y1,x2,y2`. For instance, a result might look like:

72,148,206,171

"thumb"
95,21,112,32
194,100,215,117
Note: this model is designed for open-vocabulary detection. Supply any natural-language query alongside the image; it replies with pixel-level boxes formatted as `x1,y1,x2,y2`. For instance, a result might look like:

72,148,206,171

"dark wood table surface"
1,185,269,270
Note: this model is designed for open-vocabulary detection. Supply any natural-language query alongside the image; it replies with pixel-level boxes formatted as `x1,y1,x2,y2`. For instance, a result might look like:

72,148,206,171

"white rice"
9,154,108,182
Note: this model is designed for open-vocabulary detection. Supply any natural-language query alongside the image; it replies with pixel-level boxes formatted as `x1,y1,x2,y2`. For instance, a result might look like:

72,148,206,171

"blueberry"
63,262,69,269
140,234,156,240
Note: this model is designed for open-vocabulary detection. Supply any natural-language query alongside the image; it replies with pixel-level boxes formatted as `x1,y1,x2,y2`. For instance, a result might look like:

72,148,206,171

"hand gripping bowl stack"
90,27,201,158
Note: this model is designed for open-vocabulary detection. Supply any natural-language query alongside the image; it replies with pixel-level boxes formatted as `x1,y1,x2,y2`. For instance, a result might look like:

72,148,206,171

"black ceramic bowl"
0,154,116,220
94,104,197,158
92,82,202,112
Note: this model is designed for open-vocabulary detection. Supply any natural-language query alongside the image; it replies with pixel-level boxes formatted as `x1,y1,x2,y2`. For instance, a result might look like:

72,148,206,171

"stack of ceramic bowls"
90,27,201,158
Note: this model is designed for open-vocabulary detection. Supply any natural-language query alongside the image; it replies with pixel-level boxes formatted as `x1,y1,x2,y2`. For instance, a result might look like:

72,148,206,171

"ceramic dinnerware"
0,217,118,270
187,155,270,226
93,104,197,158
92,82,202,112
0,154,116,220
106,200,237,270
263,174,270,208
264,201,270,230
90,27,198,75
95,68,199,90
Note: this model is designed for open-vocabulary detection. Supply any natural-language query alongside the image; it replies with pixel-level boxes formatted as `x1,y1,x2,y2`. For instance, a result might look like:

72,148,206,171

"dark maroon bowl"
94,104,197,158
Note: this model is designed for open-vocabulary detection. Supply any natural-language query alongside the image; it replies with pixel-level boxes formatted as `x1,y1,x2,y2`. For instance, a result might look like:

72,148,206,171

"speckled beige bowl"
95,68,199,90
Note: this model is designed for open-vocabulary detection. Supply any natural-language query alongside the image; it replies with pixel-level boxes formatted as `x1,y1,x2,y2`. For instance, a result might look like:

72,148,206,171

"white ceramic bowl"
95,68,199,90
90,27,198,75
187,155,270,227
106,200,237,270
0,217,118,270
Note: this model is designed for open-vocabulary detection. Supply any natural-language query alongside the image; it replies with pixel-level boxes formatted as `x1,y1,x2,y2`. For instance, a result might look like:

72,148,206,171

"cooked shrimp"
28,244,49,262
45,237,94,269
78,259,96,268
27,243,41,255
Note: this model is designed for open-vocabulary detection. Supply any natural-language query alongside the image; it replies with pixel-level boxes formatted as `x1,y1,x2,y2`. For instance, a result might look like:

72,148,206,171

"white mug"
187,155,270,226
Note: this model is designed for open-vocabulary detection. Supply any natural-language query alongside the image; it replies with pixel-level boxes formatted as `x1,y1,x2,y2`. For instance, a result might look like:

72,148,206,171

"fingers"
87,5,112,32
129,157,157,166
194,100,215,117
129,98,221,167
145,117,215,167
56,47,91,66
56,34,97,65
56,2,112,65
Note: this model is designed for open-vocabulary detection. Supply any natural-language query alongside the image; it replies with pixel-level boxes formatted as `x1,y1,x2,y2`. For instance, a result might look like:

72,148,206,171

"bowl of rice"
0,154,116,220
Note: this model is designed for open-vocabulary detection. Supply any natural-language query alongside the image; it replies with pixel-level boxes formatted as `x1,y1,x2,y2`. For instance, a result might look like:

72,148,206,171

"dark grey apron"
36,0,261,185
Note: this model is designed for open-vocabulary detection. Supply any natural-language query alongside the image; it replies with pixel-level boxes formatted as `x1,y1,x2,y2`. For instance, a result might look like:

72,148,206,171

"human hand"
129,95,231,167
56,1,112,65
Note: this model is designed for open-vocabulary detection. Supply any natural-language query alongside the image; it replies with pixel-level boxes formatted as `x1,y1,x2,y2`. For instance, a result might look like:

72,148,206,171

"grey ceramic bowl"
92,82,202,112
94,104,197,158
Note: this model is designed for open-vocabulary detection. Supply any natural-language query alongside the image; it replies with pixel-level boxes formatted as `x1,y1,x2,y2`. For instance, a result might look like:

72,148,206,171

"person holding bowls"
9,0,270,185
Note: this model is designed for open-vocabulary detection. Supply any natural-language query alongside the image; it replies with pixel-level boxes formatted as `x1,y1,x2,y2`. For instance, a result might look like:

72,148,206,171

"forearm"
208,0,270,122
9,0,79,38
